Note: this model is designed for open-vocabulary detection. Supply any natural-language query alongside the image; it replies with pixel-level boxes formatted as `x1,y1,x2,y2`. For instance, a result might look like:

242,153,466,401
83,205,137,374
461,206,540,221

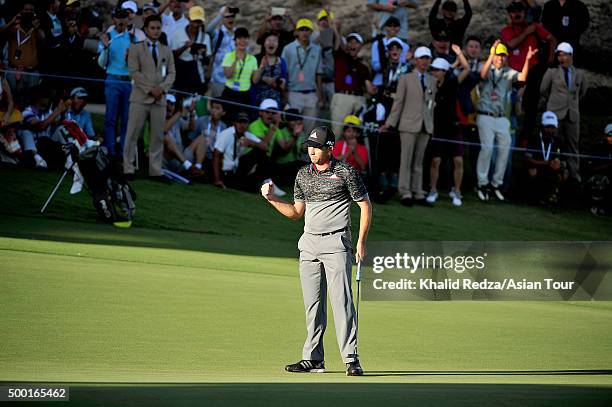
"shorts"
430,128,464,158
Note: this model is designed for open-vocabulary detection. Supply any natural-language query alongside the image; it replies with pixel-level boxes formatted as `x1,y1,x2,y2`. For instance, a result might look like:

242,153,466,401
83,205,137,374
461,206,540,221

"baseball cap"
121,1,138,13
346,33,364,44
143,3,158,13
317,9,329,20
259,98,279,111
507,1,526,12
386,37,404,50
432,29,450,42
442,0,458,12
384,16,400,27
235,112,250,123
431,58,451,71
343,115,362,126
66,0,80,6
304,126,335,148
541,111,559,128
414,46,432,59
189,6,205,23
604,123,612,136
492,43,509,56
166,94,176,104
70,87,88,98
556,42,574,55
296,18,314,31
113,7,129,18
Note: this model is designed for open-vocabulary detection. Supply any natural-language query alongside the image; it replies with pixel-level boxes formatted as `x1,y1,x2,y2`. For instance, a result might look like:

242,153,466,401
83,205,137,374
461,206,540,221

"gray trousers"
558,117,580,181
297,230,358,364
123,101,166,176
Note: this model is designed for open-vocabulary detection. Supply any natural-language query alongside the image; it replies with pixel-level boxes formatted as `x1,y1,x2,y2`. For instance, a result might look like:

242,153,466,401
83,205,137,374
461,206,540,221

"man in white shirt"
213,111,275,192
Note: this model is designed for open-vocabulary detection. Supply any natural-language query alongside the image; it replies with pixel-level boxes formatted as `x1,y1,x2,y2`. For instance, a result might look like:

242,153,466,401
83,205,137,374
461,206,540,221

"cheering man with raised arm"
261,126,372,377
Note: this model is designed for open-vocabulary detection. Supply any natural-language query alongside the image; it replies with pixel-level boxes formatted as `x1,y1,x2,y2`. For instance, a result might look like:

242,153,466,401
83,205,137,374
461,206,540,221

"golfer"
261,126,372,376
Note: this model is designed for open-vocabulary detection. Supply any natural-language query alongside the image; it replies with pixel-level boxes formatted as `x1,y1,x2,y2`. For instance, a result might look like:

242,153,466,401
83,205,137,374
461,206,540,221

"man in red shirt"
330,31,373,138
332,115,368,174
501,1,556,145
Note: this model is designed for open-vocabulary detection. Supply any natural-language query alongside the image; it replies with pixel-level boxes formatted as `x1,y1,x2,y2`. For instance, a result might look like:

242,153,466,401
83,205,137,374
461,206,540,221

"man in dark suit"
123,14,176,181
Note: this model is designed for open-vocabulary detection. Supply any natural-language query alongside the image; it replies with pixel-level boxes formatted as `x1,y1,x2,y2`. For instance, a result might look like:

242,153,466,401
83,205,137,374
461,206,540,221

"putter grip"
356,262,363,282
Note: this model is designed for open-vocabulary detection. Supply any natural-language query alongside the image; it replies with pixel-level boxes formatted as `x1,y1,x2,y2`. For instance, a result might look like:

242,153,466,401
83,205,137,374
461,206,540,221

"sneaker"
285,360,325,373
346,360,364,376
34,154,48,169
492,187,505,201
452,195,463,207
476,185,489,202
425,190,438,204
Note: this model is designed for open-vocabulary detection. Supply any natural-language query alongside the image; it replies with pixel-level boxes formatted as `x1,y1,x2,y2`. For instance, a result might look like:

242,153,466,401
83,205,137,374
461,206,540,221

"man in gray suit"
381,46,437,206
540,42,587,182
123,14,176,181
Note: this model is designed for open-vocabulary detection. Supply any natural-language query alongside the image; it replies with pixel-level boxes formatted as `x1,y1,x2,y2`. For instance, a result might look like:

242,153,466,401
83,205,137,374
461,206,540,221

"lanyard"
540,133,552,161
206,121,222,142
297,46,310,70
234,54,247,81
16,30,32,47
387,62,403,84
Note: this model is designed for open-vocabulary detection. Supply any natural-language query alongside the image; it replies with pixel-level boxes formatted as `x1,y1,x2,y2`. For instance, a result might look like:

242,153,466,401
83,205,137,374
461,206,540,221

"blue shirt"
98,29,133,76
208,23,235,85
67,109,95,138
281,40,323,92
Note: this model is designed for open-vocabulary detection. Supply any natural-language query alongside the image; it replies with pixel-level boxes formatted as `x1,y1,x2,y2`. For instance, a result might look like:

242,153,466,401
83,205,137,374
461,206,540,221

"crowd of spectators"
0,0,609,216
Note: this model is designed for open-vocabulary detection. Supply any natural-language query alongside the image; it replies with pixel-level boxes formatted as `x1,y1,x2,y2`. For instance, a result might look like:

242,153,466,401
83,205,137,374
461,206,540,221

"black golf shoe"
285,360,325,373
346,360,364,376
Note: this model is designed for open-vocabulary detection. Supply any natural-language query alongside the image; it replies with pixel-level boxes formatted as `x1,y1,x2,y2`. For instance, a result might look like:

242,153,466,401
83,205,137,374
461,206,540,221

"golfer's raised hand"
260,181,274,200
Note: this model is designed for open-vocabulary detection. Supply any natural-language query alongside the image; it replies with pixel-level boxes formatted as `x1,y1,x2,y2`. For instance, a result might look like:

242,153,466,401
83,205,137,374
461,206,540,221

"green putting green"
0,169,611,405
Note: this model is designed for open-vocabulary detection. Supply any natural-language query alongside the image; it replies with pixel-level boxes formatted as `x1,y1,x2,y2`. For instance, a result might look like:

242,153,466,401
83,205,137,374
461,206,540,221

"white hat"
605,123,612,135
121,1,138,13
166,94,176,104
70,87,88,98
555,42,574,55
259,98,279,111
541,111,558,128
346,33,364,44
414,46,432,59
431,57,450,71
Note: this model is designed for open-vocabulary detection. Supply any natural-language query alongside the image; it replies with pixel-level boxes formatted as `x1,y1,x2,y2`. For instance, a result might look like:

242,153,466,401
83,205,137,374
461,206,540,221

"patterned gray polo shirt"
294,158,369,234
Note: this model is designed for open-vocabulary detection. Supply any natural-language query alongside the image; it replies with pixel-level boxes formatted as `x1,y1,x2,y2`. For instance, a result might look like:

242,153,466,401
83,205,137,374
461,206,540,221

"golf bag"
58,121,137,225
78,145,136,224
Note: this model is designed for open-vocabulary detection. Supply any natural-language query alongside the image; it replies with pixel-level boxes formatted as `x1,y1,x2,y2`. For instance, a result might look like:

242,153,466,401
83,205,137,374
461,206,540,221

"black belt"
477,110,505,118
108,74,130,81
310,227,348,237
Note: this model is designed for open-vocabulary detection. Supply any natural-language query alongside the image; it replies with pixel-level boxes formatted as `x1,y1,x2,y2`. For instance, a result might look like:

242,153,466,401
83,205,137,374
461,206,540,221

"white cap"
259,98,279,111
541,111,558,128
414,46,432,59
121,1,138,13
431,57,450,71
556,42,574,55
166,94,176,104
605,123,612,135
346,33,364,44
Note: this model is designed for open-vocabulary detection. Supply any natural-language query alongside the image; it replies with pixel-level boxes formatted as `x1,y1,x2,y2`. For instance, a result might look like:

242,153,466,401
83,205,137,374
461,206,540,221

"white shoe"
34,154,48,169
425,191,438,204
449,187,457,199
452,195,463,206
492,187,505,201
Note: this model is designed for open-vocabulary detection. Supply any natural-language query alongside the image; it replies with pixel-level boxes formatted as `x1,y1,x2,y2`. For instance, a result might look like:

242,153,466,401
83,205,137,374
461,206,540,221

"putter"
355,261,363,357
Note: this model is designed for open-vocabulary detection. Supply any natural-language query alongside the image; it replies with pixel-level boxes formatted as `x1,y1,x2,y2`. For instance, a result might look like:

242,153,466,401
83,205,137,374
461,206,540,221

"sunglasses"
223,14,235,19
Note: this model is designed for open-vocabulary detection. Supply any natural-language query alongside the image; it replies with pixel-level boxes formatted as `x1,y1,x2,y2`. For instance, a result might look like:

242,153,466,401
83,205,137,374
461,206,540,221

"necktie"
151,42,158,66
420,73,426,92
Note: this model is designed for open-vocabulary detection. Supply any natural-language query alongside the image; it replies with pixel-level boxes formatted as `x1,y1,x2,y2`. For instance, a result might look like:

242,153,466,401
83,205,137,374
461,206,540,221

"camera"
228,7,240,14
